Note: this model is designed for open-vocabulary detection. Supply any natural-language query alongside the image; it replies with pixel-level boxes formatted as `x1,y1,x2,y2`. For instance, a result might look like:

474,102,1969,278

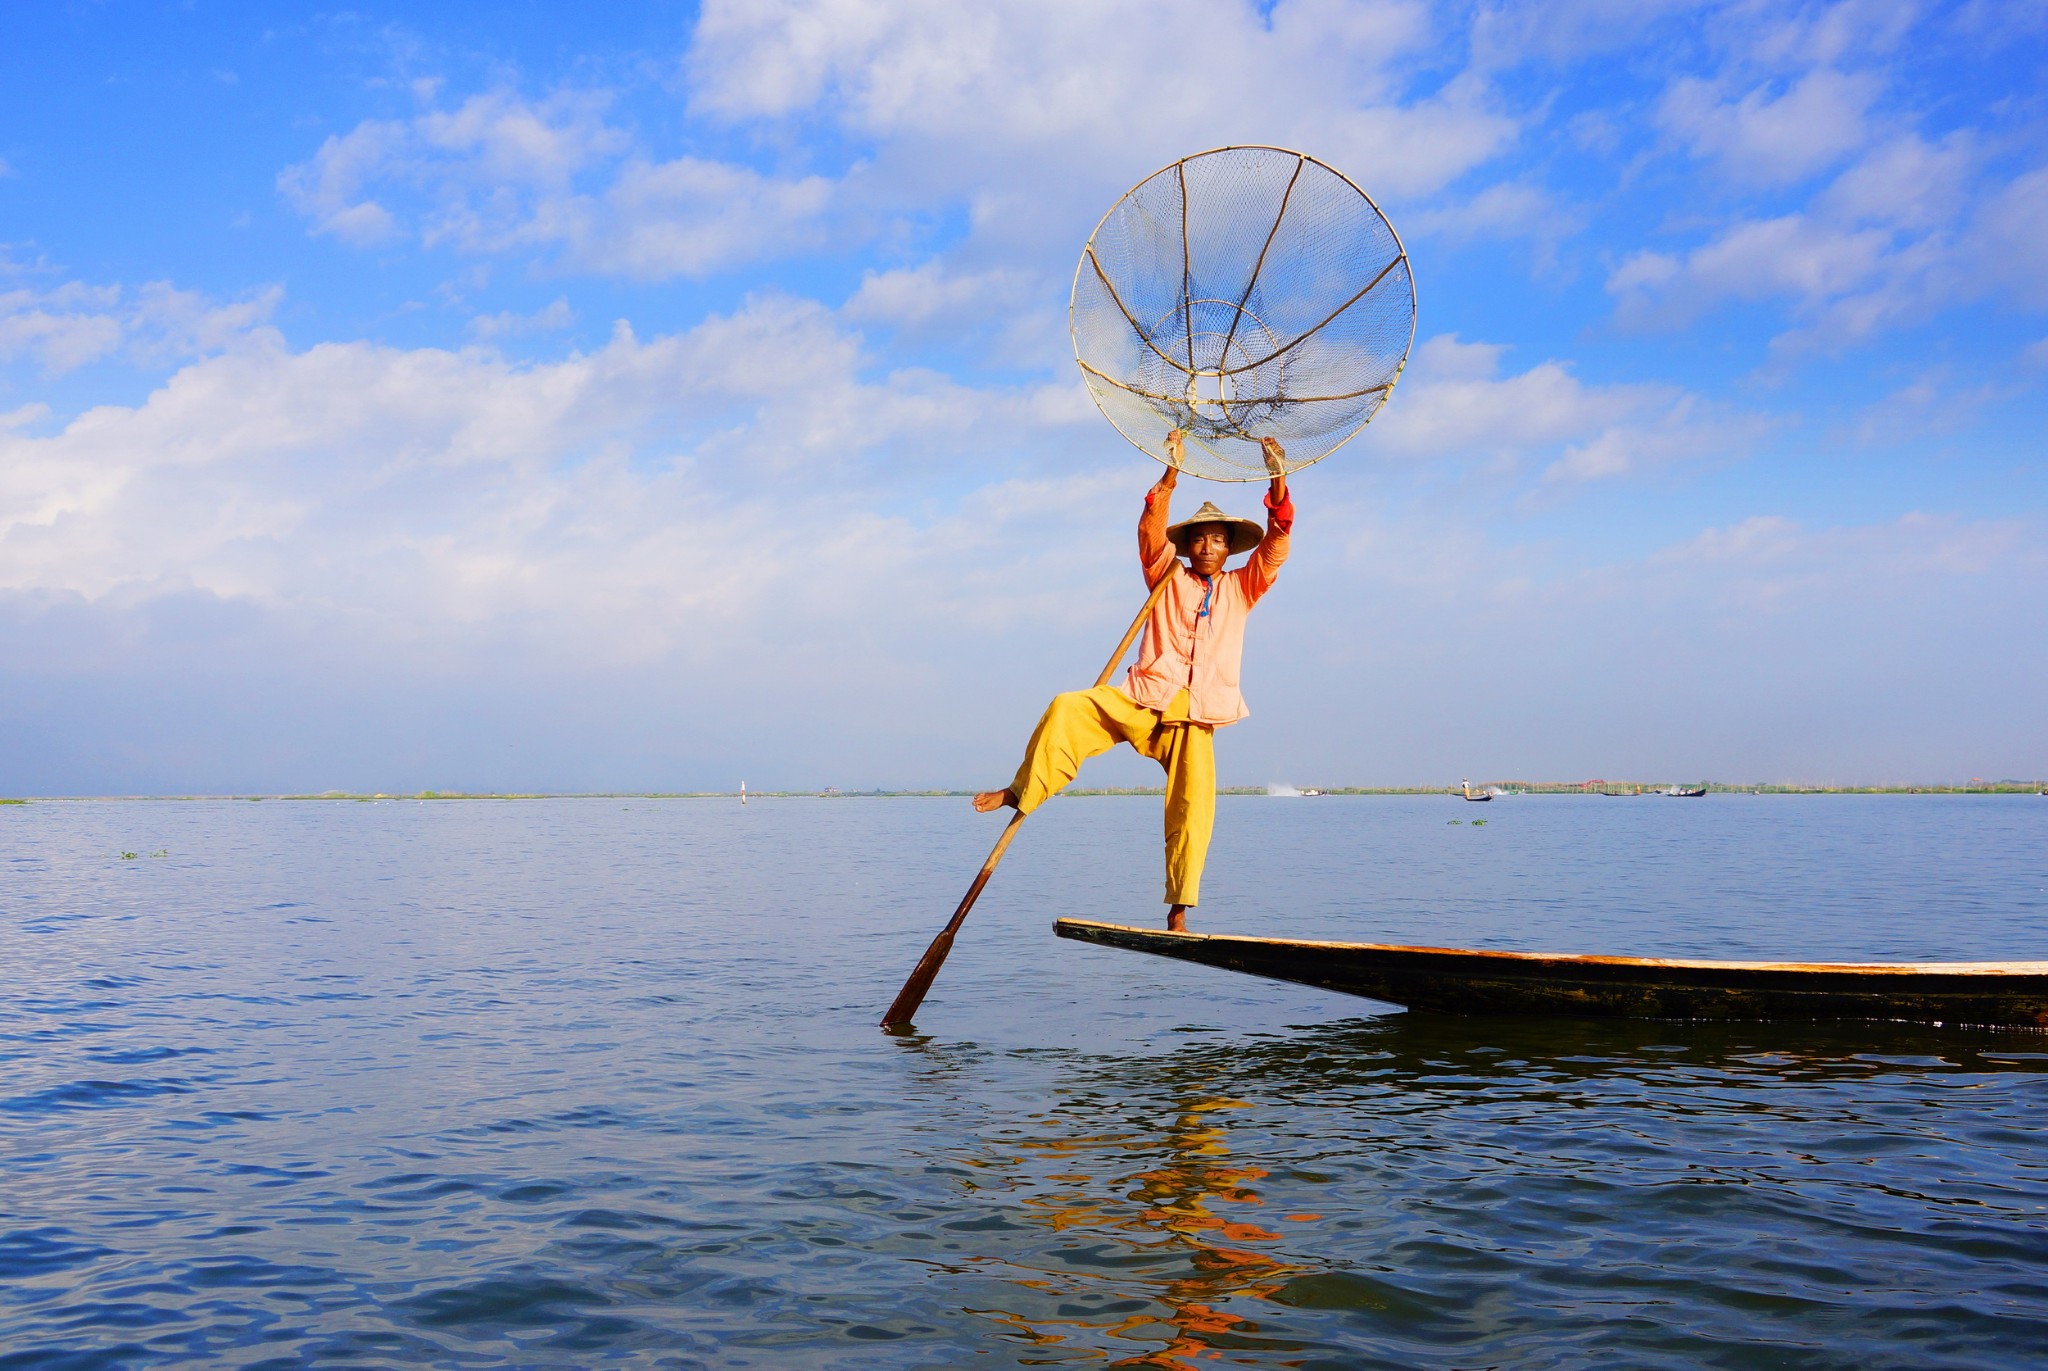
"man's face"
1185,524,1231,577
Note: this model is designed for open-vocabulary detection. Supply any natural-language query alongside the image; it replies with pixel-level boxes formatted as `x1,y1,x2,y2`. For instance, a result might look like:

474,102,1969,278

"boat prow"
1053,919,2048,1026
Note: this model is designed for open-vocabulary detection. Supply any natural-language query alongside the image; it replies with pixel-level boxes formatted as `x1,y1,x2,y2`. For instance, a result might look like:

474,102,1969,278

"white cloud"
1,307,2033,792
415,88,626,189
1818,131,1974,229
1652,509,2027,583
0,287,124,372
1469,0,1718,68
1968,166,2048,310
1657,68,1882,187
279,90,832,278
1843,369,2000,443
468,297,576,340
1290,498,2047,787
667,0,2035,370
0,286,1207,793
1410,181,1584,249
1362,333,1759,483
846,262,1028,331
275,2,1532,298
1470,0,1919,76
0,272,280,376
840,259,1066,363
1373,335,1661,455
1742,0,1920,68
1658,512,1803,562
1607,136,2048,351
1610,214,1890,321
579,157,834,279
125,282,287,366
277,117,410,245
685,0,1517,203
1579,6,2048,354
1542,395,1766,484
0,295,1104,653
1604,207,1967,355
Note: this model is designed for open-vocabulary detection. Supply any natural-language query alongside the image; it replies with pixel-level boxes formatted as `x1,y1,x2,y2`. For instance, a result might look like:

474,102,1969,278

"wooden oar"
881,571,1176,1028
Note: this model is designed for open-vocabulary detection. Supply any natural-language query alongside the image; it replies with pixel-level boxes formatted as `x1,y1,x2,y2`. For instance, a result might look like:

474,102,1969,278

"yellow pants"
1008,685,1216,906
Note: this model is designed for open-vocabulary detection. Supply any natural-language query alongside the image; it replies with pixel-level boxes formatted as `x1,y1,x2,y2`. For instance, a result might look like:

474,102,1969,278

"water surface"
3,795,2045,1368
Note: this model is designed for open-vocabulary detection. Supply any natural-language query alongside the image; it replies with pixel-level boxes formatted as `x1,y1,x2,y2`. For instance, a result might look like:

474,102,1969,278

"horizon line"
6,781,2046,804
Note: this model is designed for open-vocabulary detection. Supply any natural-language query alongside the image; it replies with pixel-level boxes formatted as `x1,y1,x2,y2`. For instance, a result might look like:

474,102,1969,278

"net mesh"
1071,146,1415,481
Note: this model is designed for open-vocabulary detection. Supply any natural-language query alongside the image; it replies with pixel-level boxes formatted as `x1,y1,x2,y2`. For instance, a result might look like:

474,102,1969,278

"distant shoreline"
4,783,2044,803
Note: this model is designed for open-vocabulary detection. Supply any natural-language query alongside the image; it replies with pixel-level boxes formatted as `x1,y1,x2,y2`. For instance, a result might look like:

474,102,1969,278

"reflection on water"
971,1089,1308,1367
897,1013,2048,1369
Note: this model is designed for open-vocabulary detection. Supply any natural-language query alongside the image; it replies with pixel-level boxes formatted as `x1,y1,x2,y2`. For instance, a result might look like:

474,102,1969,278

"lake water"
3,794,2046,1369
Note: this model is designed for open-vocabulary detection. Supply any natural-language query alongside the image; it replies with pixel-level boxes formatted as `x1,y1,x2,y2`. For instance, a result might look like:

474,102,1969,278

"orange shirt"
1123,478,1293,726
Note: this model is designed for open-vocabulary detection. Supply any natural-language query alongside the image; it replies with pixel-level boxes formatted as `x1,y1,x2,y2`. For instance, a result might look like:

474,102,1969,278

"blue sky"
2,0,2044,794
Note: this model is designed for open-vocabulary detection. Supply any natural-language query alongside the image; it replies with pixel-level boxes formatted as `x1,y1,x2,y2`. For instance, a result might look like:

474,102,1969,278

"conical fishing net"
1071,146,1415,481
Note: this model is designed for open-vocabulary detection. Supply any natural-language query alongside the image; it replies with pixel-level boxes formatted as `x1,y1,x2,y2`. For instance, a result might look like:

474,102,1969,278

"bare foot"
972,788,1016,813
1167,904,1189,932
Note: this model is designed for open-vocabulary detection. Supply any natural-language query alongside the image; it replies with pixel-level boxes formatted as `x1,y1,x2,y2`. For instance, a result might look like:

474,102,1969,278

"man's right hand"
1261,436,1288,504
1160,429,1183,487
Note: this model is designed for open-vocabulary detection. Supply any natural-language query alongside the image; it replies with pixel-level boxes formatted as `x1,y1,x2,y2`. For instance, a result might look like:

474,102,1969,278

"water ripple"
0,796,2043,1367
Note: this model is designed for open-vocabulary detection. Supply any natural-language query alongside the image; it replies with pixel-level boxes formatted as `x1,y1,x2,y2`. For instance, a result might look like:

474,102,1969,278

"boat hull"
1053,920,2048,1026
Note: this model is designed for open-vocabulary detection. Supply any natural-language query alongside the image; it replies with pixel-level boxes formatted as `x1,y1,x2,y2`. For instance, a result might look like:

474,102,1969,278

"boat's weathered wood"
1054,919,2048,1026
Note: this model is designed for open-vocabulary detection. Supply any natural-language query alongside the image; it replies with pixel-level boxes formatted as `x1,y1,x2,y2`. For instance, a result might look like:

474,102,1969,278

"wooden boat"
1054,919,2048,1026
1459,780,1492,802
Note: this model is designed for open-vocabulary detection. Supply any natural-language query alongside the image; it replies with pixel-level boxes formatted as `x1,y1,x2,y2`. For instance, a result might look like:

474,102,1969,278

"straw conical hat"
1166,501,1264,556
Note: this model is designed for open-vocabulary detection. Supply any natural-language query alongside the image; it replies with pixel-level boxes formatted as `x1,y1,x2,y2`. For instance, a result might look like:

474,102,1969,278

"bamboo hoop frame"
1070,145,1418,482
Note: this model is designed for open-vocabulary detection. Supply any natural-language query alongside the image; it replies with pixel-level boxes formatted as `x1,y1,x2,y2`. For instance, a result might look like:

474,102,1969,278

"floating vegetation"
120,851,137,860
1447,819,1463,825
1471,819,1488,827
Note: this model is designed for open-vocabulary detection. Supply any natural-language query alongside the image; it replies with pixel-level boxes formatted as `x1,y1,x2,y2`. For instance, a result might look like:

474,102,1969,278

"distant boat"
1460,779,1492,802
1054,920,2048,1026
1662,785,1707,798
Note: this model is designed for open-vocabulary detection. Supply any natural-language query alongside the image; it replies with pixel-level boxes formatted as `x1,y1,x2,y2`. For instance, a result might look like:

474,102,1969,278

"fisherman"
973,431,1293,931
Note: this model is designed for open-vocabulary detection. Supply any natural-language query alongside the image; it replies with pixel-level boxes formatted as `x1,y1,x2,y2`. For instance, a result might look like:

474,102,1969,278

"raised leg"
999,688,1132,815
